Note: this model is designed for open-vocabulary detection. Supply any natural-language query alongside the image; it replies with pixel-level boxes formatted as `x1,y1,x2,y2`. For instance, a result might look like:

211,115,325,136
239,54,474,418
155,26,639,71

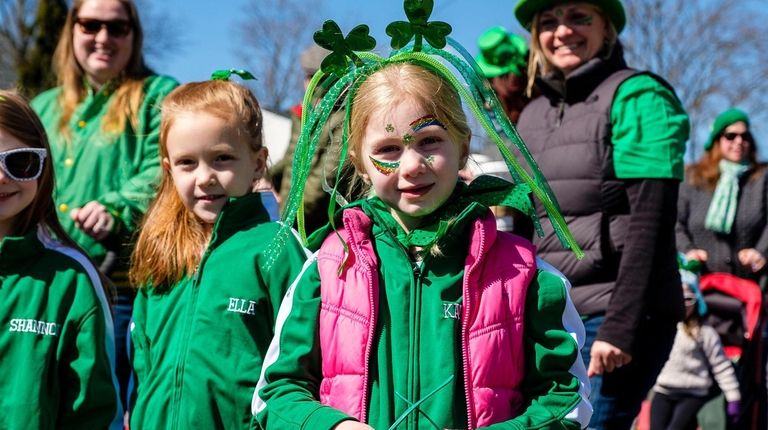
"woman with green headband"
677,109,767,283
513,1,690,428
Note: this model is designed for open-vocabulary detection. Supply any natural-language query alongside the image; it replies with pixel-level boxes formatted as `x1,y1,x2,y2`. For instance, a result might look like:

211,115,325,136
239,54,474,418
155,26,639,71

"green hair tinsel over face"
263,1,583,270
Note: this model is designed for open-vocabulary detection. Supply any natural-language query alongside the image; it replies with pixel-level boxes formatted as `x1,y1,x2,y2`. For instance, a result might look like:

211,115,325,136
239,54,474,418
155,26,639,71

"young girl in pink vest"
252,3,591,429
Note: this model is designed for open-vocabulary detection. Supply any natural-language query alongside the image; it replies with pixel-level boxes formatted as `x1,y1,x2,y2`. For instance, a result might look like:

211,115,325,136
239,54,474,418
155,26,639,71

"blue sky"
146,0,522,83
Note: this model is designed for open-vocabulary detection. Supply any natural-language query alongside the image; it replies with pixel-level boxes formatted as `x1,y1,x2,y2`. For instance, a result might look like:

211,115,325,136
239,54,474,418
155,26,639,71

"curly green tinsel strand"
284,73,355,245
394,52,582,257
442,38,564,222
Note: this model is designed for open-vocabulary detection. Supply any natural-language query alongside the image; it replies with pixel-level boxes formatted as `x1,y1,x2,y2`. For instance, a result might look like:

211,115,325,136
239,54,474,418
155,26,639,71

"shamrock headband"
266,0,583,268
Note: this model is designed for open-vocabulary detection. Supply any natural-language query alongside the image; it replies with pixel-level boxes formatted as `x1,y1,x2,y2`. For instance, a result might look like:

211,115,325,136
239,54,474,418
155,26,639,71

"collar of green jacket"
307,175,531,252
208,192,270,249
0,228,44,272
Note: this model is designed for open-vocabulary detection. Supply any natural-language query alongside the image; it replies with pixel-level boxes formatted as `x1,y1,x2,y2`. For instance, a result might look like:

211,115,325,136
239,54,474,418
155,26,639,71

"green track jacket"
130,193,308,429
0,226,118,429
254,202,590,429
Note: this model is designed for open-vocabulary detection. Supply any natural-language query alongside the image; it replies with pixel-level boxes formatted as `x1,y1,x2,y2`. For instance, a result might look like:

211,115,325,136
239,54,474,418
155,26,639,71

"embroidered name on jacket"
9,319,59,336
227,297,257,315
443,302,462,320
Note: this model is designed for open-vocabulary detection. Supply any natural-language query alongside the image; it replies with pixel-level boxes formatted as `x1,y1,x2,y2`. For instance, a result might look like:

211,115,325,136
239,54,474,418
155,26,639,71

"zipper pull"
556,100,565,127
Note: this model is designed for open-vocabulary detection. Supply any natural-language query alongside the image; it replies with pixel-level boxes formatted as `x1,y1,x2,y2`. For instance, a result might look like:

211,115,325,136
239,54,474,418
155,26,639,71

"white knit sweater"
653,322,741,401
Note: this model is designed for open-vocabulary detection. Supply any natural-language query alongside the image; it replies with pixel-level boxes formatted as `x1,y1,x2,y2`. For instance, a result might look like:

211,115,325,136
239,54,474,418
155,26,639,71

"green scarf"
364,175,533,250
704,159,749,234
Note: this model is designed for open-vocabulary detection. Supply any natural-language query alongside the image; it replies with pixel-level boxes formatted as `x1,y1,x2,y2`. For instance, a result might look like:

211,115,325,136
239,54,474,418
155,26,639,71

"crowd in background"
1,0,766,429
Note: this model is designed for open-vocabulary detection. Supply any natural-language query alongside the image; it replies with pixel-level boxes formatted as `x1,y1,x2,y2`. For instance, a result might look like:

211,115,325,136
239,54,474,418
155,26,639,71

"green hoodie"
31,75,179,288
0,226,118,430
130,193,309,429
255,198,588,429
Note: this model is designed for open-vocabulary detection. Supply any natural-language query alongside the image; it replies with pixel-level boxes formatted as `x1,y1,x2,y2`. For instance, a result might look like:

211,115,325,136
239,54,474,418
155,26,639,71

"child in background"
253,4,591,428
651,267,741,430
128,79,308,429
0,90,118,428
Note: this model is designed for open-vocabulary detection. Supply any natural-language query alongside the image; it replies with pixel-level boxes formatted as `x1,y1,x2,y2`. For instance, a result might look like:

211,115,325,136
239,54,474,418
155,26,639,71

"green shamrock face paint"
386,123,395,133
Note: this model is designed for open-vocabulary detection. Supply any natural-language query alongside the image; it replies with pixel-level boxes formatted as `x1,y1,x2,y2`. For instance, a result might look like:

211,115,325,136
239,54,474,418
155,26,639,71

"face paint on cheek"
369,156,399,175
424,155,435,166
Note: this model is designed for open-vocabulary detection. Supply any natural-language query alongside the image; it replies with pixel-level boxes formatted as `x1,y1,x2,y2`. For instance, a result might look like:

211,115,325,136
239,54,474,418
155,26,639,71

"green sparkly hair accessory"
210,69,257,81
265,0,583,268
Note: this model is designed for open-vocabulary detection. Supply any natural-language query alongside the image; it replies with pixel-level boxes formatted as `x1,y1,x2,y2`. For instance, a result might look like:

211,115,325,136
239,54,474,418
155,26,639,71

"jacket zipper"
170,232,216,430
360,244,376,424
462,227,485,430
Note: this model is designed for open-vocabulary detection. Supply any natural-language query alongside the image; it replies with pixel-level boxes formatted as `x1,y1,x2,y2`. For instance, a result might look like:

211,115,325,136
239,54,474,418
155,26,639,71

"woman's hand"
587,340,632,377
70,201,115,240
333,421,374,430
685,249,708,262
738,248,766,272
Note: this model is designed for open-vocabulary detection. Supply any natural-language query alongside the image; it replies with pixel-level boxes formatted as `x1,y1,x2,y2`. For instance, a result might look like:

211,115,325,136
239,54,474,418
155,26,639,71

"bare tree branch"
623,0,768,159
236,0,327,113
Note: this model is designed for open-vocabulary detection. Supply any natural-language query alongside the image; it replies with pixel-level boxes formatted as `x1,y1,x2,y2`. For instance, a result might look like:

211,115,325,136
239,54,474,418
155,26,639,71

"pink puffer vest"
316,208,536,429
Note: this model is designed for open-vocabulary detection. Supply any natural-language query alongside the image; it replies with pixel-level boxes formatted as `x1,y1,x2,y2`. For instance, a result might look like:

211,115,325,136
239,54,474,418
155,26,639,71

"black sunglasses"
75,18,133,38
722,131,752,142
0,148,47,181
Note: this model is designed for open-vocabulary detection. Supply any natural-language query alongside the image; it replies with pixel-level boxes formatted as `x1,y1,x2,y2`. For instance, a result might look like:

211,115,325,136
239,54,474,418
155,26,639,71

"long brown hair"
130,81,264,288
686,130,763,191
52,0,151,138
0,90,114,298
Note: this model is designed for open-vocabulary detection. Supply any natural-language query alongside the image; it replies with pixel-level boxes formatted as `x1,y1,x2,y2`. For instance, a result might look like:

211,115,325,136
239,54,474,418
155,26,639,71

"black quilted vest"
517,47,650,314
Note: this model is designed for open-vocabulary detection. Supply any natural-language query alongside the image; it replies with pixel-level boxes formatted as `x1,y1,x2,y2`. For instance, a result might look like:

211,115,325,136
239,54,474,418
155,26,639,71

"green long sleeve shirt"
31,75,179,286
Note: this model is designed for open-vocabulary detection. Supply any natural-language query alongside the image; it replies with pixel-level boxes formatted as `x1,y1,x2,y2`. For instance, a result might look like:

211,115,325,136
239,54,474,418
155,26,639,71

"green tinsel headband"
266,0,583,268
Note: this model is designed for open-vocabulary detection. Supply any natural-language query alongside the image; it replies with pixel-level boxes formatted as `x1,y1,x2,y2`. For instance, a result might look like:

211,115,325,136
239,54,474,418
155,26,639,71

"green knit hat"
475,26,528,78
705,108,751,151
514,0,626,34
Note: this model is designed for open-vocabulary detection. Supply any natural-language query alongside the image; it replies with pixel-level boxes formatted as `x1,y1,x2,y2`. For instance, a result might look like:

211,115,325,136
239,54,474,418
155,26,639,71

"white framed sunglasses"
0,147,47,181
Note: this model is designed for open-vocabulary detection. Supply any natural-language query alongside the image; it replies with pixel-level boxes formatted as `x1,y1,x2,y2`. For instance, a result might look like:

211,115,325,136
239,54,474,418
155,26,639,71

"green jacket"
31,75,178,286
0,226,118,430
255,200,588,430
130,193,309,430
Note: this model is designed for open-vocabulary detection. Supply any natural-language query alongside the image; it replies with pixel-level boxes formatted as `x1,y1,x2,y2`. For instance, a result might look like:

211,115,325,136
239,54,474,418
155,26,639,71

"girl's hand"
738,248,766,272
70,201,115,240
587,340,632,377
685,249,708,262
333,421,374,430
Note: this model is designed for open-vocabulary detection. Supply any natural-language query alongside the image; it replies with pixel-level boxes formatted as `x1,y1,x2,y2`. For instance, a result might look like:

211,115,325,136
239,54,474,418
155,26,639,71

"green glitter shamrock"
313,20,377,76
385,0,452,51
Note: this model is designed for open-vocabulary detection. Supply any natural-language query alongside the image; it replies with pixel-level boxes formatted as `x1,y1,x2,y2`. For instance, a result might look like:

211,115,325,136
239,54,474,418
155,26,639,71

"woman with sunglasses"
0,90,120,429
513,1,690,428
30,0,177,413
677,109,767,284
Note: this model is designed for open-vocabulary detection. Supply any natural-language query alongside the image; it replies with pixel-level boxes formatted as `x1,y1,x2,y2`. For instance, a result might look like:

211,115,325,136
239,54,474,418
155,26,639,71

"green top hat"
705,108,750,151
475,26,528,78
514,0,626,34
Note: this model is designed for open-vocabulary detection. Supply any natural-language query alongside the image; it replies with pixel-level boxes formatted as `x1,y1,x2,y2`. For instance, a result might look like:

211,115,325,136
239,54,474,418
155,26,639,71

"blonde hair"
348,63,471,179
525,4,618,97
130,80,264,288
52,0,150,138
